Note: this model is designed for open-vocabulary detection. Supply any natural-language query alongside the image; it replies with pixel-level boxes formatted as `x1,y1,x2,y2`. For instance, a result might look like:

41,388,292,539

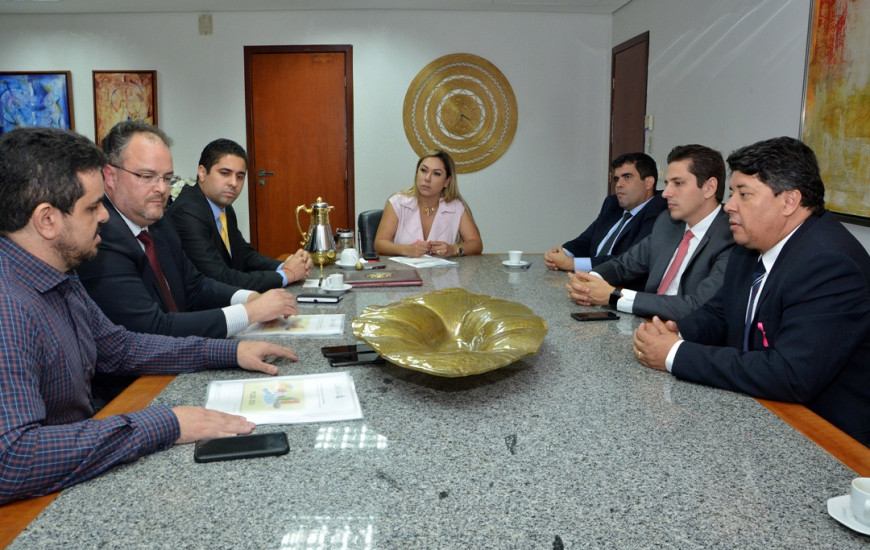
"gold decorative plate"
403,53,518,173
352,288,547,377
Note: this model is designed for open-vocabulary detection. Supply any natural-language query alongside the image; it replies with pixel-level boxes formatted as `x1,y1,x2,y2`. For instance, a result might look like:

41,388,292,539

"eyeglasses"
111,164,181,187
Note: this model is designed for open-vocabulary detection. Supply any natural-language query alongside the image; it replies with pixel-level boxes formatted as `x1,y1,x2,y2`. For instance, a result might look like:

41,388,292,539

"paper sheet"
204,372,363,424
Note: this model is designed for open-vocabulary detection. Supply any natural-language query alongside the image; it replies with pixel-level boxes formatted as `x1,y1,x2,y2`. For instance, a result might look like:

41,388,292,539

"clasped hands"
408,239,454,258
566,271,614,306
566,271,681,372
281,248,313,283
544,246,574,271
633,316,681,371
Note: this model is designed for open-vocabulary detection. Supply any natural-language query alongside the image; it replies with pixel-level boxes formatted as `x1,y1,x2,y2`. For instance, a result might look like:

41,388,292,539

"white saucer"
828,494,870,535
322,283,353,292
335,260,361,269
502,260,529,268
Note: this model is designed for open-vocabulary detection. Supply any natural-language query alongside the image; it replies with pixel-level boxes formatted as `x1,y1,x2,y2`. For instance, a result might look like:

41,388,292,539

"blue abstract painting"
0,72,73,134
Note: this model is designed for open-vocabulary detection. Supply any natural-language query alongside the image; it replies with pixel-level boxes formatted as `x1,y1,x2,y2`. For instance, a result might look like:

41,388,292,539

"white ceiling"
0,0,632,15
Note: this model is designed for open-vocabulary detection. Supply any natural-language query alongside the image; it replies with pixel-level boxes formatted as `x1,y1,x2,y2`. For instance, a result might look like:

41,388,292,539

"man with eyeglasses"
0,127,296,503
77,121,298,404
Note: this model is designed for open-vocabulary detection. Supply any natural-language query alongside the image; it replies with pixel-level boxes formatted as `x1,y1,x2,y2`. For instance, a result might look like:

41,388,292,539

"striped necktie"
742,260,767,351
598,212,632,256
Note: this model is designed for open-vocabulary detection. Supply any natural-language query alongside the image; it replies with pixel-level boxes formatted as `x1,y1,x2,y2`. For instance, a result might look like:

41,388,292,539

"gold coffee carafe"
295,197,337,266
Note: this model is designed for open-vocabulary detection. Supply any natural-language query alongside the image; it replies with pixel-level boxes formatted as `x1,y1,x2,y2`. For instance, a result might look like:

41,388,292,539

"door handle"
257,170,275,186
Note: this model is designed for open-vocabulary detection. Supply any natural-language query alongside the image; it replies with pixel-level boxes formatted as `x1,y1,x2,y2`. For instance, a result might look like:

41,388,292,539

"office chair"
357,209,383,256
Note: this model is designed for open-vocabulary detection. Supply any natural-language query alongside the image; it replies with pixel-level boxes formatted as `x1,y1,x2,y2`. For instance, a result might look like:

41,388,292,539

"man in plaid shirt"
0,127,297,504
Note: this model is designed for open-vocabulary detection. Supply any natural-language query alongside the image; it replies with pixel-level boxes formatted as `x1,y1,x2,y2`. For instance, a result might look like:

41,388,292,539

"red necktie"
657,229,694,295
136,230,179,312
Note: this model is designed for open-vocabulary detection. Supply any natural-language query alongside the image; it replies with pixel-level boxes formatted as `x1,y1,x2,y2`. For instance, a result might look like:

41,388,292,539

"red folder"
344,269,423,287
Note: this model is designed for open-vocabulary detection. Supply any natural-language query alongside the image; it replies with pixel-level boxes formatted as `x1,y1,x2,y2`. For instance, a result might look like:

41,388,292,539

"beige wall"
0,10,612,254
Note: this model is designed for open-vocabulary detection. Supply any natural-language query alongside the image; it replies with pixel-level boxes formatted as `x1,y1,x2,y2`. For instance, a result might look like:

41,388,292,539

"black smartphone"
193,432,289,463
321,343,375,358
571,311,619,322
330,356,386,368
297,292,343,304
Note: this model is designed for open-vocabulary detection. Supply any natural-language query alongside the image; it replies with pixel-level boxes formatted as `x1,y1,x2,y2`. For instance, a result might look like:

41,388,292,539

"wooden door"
244,45,354,257
609,32,649,193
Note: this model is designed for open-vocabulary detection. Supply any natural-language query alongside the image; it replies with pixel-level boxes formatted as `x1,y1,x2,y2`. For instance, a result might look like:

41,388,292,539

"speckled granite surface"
11,255,867,549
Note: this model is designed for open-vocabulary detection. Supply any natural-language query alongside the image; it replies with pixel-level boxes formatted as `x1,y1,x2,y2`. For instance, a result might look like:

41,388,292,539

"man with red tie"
566,144,735,320
633,137,870,446
77,122,297,404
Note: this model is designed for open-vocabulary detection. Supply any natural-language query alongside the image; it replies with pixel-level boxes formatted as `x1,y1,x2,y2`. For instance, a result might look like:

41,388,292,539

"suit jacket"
166,184,283,292
672,211,870,445
593,207,734,320
563,193,667,290
77,198,241,338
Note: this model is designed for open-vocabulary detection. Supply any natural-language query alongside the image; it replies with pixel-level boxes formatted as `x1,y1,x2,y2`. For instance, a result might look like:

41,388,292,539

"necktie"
598,212,632,255
218,211,231,252
136,230,179,312
742,260,767,351
656,229,694,295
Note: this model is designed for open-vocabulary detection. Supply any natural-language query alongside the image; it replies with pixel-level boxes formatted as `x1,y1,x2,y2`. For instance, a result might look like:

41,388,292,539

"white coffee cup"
851,477,870,525
508,250,523,263
340,248,360,265
325,273,344,290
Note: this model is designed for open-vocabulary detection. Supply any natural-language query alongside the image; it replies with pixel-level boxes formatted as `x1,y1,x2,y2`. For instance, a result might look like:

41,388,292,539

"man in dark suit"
567,144,735,320
545,152,667,290
166,138,312,292
634,137,870,446
78,122,297,339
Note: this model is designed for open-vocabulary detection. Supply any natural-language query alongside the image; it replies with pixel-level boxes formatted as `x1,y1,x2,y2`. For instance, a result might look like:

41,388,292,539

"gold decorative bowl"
351,288,548,377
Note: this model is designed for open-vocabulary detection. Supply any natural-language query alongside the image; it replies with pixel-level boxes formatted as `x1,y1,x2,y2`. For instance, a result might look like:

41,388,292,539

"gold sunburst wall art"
403,53,518,173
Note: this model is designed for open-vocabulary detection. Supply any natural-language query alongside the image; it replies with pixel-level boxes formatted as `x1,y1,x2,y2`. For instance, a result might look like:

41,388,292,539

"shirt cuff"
276,265,289,287
222,304,250,337
616,288,636,313
125,404,181,454
573,257,592,273
665,340,683,372
231,289,254,305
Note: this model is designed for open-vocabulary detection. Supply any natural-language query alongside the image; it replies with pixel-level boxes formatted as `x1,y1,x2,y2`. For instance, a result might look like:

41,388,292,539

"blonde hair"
398,149,475,242
401,149,463,202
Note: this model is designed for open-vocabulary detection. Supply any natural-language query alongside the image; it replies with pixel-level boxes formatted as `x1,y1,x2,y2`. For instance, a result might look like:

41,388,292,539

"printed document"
204,372,363,424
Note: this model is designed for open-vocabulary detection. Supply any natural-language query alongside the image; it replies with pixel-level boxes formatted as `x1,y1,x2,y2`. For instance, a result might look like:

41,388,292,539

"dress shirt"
206,198,288,287
113,203,253,336
0,237,239,503
564,196,655,273
614,206,721,313
664,224,801,371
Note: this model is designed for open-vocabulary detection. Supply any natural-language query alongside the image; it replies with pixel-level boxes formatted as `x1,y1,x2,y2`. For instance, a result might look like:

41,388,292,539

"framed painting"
801,0,870,224
0,71,74,134
93,70,157,146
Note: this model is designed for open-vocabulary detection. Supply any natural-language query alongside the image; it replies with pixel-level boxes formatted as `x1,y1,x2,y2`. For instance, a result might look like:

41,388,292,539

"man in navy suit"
545,152,667,290
634,137,870,446
166,139,312,293
567,145,735,320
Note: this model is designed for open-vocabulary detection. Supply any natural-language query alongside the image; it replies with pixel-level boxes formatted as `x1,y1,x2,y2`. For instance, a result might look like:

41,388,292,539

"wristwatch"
457,246,464,257
609,288,622,308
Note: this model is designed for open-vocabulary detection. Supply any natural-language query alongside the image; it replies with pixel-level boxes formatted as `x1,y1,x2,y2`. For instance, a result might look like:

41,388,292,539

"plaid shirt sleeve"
0,268,238,504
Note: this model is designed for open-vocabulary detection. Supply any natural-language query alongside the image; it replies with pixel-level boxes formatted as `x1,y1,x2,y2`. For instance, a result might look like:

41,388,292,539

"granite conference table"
6,255,870,549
